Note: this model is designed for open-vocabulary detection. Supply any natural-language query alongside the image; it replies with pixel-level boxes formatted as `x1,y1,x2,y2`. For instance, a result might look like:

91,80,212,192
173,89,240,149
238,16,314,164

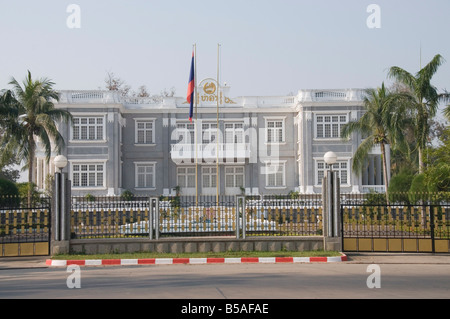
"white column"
36,158,42,189
43,159,49,191
385,144,391,184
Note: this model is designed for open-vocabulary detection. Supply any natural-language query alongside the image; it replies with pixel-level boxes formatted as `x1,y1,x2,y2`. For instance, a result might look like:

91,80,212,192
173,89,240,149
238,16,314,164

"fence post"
51,171,71,255
322,170,342,251
236,196,245,239
153,197,160,240
430,205,435,254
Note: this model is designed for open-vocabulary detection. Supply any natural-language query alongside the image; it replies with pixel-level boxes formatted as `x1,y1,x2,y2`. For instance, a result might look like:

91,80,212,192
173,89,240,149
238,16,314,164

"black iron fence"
244,194,323,236
341,192,450,253
158,195,237,237
0,195,51,256
70,196,152,239
69,194,325,239
68,192,450,249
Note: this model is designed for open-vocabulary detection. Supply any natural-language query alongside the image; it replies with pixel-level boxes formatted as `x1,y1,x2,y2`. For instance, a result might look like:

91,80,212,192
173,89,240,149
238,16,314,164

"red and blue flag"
187,51,195,122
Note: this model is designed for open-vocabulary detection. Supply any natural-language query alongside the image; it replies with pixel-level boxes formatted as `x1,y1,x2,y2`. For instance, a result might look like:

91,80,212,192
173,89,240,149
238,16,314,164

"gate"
341,193,450,253
69,194,324,239
0,196,51,257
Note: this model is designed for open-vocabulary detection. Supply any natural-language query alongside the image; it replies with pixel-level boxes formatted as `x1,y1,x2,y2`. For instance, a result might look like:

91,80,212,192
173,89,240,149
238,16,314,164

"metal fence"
70,196,152,239
243,194,323,236
0,196,51,256
341,192,450,253
69,194,325,239
157,195,237,237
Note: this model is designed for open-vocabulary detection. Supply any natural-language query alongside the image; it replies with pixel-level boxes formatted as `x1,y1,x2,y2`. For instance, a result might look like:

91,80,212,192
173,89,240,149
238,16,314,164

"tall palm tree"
341,83,410,202
0,71,72,205
388,54,450,173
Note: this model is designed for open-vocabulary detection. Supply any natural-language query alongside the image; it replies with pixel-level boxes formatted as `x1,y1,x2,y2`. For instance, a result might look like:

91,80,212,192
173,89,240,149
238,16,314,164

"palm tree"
388,54,450,173
444,105,450,122
341,83,410,202
0,71,72,205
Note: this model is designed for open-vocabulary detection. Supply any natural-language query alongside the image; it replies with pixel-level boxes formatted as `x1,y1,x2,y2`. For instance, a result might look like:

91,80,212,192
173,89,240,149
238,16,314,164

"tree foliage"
0,71,72,205
341,82,412,201
388,54,450,173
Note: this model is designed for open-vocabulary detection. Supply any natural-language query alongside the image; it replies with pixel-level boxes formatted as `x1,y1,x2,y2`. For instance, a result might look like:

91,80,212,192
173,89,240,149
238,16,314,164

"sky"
0,0,449,106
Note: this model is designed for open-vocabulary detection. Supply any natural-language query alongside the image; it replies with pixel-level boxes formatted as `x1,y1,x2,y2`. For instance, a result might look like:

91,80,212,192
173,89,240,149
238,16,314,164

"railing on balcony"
298,89,366,102
57,88,366,108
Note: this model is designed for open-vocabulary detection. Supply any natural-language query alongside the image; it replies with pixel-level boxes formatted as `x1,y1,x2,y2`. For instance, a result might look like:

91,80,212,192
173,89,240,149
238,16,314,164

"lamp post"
322,151,341,250
53,155,68,243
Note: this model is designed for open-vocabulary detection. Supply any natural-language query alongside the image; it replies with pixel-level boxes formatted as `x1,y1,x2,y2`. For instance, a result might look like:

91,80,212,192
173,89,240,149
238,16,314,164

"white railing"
58,90,118,104
298,89,366,102
57,88,366,107
315,91,346,100
240,96,297,107
58,90,163,106
361,185,386,194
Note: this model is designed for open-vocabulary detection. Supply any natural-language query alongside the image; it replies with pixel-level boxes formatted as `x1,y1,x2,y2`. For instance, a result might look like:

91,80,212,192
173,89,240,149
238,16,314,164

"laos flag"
187,51,195,122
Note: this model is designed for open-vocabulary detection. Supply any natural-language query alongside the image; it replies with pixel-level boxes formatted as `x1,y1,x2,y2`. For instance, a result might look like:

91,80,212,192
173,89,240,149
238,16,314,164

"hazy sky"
1,0,449,105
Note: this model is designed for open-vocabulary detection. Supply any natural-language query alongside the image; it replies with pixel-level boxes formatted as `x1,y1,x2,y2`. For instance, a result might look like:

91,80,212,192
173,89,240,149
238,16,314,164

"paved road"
1,253,450,300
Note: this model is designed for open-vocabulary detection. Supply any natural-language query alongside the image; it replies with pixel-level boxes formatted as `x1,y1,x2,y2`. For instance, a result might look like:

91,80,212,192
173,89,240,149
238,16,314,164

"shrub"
0,178,20,207
0,178,19,196
408,174,428,203
121,190,135,201
425,163,450,192
388,172,414,193
85,193,96,202
388,171,414,203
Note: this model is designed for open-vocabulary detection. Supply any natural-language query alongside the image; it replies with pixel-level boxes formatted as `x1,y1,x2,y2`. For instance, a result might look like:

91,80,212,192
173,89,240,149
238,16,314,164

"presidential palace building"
33,78,389,197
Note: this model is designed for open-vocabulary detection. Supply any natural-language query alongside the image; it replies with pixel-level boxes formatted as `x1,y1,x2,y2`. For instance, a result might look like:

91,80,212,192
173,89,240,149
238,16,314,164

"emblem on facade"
182,78,237,105
203,82,216,95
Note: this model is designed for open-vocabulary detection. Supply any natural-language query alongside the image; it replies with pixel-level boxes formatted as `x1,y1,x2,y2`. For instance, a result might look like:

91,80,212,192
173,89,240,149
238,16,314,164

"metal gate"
0,196,51,257
341,196,450,253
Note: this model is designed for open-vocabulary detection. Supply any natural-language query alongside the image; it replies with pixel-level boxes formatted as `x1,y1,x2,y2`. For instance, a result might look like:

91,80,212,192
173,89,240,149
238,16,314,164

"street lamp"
54,155,68,172
324,151,337,169
323,151,339,241
53,154,68,243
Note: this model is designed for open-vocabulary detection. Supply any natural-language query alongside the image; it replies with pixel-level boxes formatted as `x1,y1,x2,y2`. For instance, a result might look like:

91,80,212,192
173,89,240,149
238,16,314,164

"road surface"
1,255,450,299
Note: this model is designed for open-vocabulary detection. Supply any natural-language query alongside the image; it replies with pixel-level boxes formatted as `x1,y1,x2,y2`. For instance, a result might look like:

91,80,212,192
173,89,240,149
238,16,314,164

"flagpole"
194,43,198,207
216,43,220,205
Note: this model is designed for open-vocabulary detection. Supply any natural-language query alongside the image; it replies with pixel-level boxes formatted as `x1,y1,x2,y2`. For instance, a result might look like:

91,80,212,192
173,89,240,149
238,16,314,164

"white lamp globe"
324,151,337,166
54,155,68,172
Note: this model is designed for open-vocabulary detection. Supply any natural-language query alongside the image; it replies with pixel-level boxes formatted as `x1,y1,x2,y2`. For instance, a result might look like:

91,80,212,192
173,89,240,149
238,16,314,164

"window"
266,119,284,143
202,167,217,188
135,163,155,188
316,161,349,185
225,123,244,144
202,123,217,144
225,166,244,188
316,115,347,138
265,162,285,187
177,167,196,188
72,117,104,141
135,120,155,144
72,163,104,188
176,123,195,144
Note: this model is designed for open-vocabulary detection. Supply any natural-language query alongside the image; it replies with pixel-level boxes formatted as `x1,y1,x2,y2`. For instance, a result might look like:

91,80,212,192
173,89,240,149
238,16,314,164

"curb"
46,254,347,267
